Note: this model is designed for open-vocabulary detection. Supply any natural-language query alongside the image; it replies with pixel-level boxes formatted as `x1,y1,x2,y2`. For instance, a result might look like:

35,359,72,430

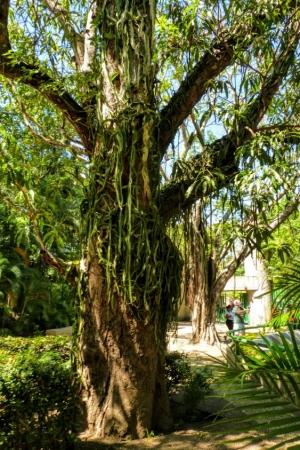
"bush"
0,329,11,337
0,335,71,362
165,351,213,417
183,365,213,415
165,351,192,395
0,336,78,450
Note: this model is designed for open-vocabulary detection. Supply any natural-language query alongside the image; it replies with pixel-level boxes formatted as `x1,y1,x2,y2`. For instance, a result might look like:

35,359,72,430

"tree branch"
218,191,286,262
158,31,235,157
159,32,299,223
157,1,298,158
256,123,300,146
40,249,78,287
43,0,98,73
160,165,169,182
190,111,205,151
15,179,79,286
43,0,85,68
0,0,93,152
81,1,98,73
0,193,30,217
214,191,300,295
12,85,89,158
0,186,76,283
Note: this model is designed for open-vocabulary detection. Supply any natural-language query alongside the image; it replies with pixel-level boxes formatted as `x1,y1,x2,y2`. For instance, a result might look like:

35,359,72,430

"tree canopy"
1,1,300,248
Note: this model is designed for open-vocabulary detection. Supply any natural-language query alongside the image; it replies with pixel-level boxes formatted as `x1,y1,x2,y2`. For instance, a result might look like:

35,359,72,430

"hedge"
0,335,79,450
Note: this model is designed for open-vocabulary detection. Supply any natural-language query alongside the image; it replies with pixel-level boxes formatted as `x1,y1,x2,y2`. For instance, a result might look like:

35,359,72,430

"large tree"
1,0,300,439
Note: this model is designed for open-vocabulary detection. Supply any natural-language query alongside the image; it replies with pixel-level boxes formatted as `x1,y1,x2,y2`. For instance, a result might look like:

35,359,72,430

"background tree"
187,191,300,345
0,194,78,334
172,58,300,345
1,0,300,439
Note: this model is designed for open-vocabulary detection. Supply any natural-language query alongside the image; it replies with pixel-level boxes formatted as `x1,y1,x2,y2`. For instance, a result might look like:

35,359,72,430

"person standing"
233,299,250,335
225,305,234,330
227,299,234,309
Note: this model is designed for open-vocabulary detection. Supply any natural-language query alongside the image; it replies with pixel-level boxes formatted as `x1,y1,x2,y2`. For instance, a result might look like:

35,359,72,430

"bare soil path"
76,322,300,450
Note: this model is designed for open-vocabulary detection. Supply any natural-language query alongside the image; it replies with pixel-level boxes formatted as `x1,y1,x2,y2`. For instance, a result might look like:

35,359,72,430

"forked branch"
159,30,299,222
158,1,298,158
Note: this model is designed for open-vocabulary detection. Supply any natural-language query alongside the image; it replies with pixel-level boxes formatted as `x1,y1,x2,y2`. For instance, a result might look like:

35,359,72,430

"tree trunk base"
78,262,172,439
192,323,220,346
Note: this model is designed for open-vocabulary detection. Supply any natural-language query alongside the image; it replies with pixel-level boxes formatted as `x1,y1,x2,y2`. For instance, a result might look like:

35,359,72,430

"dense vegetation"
0,336,78,450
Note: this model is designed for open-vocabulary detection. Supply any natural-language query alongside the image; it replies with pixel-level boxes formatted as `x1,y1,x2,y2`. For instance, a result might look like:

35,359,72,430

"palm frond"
272,259,300,320
206,329,300,448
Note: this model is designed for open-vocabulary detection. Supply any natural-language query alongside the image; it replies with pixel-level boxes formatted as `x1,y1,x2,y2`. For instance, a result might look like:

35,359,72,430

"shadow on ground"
75,397,278,450
75,323,300,450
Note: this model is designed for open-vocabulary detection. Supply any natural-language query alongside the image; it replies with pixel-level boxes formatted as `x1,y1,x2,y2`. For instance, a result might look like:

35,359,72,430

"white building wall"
244,253,258,276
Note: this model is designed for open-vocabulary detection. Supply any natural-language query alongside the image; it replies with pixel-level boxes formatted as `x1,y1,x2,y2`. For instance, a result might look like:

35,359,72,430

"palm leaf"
272,259,300,321
206,330,300,448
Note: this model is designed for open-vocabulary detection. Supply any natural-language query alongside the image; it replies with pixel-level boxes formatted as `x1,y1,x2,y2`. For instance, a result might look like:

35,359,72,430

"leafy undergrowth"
165,351,213,419
0,335,79,450
0,339,216,450
205,327,300,449
0,334,71,361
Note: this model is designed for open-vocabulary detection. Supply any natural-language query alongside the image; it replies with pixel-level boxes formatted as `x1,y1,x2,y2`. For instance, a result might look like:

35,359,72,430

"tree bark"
56,1,174,438
74,1,183,438
77,134,181,438
187,208,221,345
78,258,173,438
191,291,220,346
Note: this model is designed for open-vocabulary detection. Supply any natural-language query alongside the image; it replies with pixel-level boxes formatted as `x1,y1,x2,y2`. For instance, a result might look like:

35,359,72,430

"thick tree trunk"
191,290,220,346
78,259,172,438
188,206,221,345
73,1,182,439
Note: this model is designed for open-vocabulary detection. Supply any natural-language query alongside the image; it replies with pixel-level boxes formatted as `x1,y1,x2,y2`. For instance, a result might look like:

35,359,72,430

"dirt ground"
76,323,300,450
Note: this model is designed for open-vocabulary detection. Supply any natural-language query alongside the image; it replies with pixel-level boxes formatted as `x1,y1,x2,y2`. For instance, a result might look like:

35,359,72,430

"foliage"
183,366,213,417
268,259,300,328
0,335,78,450
209,327,300,447
0,93,82,333
165,351,213,416
0,268,75,336
0,335,72,361
165,351,192,395
0,204,76,335
0,328,11,337
263,212,300,277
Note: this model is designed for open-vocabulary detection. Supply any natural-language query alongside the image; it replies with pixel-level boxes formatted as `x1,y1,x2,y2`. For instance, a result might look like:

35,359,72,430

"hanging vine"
74,0,183,336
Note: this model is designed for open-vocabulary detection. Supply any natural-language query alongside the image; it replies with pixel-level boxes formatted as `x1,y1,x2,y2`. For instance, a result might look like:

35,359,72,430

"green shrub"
183,365,213,415
0,335,71,362
0,329,11,337
165,351,192,395
0,336,78,450
165,351,213,416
